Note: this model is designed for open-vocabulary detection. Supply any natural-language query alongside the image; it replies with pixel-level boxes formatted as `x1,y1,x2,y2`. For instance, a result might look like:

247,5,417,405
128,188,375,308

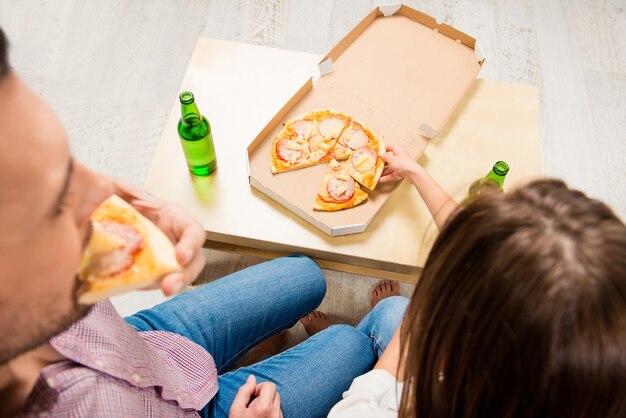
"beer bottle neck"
179,91,203,126
484,161,509,188
181,102,202,125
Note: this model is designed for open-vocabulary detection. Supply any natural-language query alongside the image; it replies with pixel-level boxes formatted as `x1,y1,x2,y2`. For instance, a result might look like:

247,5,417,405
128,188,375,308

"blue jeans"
125,255,408,418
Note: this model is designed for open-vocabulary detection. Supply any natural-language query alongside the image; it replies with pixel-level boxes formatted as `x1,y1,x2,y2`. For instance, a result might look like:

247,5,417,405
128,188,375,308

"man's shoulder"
21,362,138,415
22,361,195,417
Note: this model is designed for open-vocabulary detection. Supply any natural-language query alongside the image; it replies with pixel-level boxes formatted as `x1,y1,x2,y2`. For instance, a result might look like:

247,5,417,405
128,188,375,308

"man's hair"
0,27,9,78
399,179,626,418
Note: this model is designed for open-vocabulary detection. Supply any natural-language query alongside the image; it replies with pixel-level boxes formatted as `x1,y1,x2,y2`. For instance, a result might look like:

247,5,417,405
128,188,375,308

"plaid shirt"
17,301,218,417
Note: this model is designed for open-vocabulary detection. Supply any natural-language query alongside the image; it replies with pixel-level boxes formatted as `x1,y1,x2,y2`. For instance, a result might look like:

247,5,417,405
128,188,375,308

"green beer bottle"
177,91,217,176
467,161,509,198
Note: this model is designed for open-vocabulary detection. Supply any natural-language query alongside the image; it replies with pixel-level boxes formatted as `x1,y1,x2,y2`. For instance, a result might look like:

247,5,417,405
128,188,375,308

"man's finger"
271,391,282,417
172,215,206,266
254,381,277,410
161,252,206,295
231,375,256,410
159,272,185,295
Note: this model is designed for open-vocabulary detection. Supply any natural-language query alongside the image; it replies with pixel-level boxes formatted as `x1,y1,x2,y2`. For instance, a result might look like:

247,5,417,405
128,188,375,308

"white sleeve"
327,369,402,418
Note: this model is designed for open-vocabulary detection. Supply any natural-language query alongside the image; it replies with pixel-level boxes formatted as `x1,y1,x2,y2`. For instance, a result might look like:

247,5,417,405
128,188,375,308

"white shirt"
328,369,402,417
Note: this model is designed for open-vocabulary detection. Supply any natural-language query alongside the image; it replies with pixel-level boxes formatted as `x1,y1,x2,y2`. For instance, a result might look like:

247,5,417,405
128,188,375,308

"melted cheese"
354,154,369,168
334,183,348,196
286,141,305,151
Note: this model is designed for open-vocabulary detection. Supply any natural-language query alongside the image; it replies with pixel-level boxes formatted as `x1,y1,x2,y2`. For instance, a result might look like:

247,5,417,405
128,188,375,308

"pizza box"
247,3,484,236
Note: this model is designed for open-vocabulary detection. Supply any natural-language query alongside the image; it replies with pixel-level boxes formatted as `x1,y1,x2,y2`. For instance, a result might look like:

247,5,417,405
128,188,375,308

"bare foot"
234,330,287,368
300,310,333,336
371,281,401,309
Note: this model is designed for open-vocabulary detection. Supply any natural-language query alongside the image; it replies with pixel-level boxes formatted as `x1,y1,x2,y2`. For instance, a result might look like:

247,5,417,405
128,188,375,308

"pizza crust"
78,195,182,305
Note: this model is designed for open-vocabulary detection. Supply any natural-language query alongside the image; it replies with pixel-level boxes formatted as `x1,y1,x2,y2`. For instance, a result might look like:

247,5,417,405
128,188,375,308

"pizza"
314,160,368,211
270,109,351,173
269,110,387,211
77,195,181,304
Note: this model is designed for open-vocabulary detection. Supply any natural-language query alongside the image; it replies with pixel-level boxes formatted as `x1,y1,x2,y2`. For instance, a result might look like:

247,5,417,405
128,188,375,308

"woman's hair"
0,27,9,78
399,179,626,418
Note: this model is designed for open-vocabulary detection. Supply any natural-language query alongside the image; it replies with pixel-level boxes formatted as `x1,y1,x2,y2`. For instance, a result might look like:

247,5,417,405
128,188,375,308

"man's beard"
0,278,93,365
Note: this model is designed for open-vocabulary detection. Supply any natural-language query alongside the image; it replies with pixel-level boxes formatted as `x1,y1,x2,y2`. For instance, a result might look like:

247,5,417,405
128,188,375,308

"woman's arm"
374,328,402,380
380,144,459,231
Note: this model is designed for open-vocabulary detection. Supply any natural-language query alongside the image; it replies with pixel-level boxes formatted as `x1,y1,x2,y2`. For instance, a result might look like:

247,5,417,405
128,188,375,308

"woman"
328,145,626,417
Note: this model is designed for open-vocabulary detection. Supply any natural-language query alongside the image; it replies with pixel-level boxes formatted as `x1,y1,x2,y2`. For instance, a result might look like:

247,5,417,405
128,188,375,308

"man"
0,28,376,417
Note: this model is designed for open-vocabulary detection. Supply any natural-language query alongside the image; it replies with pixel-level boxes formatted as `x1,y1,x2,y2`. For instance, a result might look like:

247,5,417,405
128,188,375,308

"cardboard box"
248,3,485,236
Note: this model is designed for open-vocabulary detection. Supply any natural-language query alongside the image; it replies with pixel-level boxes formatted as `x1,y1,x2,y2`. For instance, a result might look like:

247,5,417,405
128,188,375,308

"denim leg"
203,325,375,418
124,255,326,372
356,296,409,358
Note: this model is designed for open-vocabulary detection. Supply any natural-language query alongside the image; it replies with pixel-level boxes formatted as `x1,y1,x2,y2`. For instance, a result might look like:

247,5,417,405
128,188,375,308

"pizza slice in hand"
342,141,385,191
77,195,182,304
334,119,385,191
314,159,368,211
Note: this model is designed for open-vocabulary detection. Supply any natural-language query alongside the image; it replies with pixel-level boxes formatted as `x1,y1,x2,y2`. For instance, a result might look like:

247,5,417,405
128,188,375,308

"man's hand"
229,375,283,418
113,181,206,296
379,143,422,184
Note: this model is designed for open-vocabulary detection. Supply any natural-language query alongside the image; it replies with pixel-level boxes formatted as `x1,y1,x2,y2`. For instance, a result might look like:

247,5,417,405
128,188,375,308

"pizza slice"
77,195,182,304
342,141,385,191
314,159,368,211
332,119,385,190
270,109,351,174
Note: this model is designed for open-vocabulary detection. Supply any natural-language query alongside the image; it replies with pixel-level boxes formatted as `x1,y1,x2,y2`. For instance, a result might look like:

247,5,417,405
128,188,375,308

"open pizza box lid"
247,3,484,236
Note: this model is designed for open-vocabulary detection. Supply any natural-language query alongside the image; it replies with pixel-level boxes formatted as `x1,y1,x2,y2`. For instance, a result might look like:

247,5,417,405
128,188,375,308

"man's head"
0,28,113,364
400,179,626,418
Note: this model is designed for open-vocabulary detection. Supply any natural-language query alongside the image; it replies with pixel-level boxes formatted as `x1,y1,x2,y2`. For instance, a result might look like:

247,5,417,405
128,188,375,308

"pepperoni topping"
351,147,378,173
276,138,307,164
345,130,368,150
327,175,355,202
292,120,313,139
88,250,134,279
318,118,345,139
100,221,143,254
88,221,143,279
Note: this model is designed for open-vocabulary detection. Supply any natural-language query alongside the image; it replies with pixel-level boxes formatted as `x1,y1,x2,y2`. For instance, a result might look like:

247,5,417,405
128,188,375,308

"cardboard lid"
247,4,483,235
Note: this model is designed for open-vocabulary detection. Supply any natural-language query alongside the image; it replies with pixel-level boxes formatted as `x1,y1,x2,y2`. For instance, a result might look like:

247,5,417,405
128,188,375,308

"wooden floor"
1,0,624,339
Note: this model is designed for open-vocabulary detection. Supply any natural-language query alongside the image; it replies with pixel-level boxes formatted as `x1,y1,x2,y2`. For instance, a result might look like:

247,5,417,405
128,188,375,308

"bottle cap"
179,91,195,105
493,161,509,176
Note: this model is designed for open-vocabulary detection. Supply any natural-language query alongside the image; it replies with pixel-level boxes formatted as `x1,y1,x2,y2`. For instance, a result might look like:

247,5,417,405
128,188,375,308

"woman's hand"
229,375,283,418
113,181,206,296
378,144,459,230
379,144,422,184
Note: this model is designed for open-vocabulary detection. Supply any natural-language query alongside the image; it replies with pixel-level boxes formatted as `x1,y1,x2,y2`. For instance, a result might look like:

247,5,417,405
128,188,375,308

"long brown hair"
399,179,626,418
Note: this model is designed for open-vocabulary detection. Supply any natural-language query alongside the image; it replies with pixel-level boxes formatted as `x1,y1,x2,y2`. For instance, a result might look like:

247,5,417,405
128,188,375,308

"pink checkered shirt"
17,300,218,417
